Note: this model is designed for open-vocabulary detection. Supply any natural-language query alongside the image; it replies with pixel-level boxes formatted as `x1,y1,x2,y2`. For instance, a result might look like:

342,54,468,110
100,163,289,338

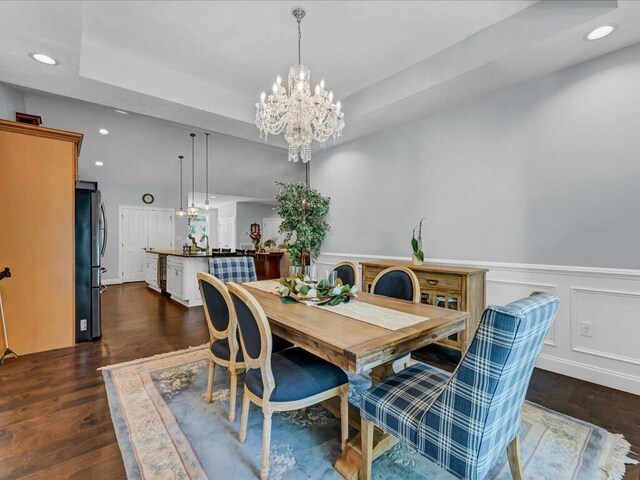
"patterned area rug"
101,346,636,480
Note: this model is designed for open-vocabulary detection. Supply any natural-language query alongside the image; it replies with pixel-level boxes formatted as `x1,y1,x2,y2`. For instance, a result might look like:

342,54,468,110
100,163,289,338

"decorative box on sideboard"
360,260,487,352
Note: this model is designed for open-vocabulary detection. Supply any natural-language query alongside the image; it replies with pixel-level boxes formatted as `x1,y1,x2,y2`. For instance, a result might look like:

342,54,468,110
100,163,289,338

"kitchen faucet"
200,233,210,255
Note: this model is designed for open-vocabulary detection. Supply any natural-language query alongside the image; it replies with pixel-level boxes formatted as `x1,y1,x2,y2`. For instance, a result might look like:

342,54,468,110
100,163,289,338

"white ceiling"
21,92,304,193
81,1,535,99
2,1,640,150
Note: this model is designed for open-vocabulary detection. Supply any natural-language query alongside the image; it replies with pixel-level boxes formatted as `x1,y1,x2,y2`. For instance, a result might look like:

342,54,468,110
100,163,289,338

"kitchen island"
144,250,285,307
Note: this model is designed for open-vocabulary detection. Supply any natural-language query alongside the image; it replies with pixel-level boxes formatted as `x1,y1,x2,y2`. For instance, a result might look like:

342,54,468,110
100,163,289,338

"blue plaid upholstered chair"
209,256,257,283
360,292,560,480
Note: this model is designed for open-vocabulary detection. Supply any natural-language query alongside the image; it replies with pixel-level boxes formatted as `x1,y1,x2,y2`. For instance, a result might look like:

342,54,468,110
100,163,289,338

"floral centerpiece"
277,276,357,306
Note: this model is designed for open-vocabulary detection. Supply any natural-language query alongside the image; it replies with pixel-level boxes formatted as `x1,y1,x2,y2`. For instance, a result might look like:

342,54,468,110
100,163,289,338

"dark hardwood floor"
0,282,637,479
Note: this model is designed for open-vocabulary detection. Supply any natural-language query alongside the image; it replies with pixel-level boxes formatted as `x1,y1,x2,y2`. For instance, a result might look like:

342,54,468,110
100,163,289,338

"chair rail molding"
315,252,640,395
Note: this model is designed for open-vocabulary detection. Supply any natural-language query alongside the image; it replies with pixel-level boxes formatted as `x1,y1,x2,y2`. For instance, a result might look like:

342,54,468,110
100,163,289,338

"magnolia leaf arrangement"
411,217,427,264
275,181,330,275
277,276,358,306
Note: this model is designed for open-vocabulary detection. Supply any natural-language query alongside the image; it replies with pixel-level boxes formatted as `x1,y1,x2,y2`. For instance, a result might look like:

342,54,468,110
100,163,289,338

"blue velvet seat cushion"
360,363,450,449
245,347,349,402
211,334,292,363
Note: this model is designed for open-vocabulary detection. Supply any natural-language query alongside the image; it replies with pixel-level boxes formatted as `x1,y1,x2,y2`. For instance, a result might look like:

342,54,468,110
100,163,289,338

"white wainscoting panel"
316,252,640,395
571,287,640,367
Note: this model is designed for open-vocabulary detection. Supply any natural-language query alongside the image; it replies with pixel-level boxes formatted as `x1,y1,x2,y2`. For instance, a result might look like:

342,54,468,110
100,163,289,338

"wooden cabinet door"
0,129,77,355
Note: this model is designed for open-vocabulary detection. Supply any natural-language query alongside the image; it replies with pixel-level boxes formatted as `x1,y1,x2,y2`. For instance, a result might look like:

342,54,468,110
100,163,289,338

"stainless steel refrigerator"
75,181,107,342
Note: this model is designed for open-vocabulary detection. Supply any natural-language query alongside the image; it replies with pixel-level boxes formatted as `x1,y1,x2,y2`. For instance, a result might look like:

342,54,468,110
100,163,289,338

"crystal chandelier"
255,7,345,163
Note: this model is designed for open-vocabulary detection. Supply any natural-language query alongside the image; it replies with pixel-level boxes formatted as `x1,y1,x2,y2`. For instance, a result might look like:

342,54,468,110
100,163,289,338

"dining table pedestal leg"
333,361,401,480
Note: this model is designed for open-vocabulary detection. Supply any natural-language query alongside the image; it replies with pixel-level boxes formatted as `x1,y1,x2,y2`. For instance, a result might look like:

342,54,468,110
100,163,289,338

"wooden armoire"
0,119,83,355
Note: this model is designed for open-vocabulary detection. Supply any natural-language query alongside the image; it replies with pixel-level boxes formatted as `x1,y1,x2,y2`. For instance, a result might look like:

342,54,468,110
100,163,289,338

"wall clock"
142,193,154,204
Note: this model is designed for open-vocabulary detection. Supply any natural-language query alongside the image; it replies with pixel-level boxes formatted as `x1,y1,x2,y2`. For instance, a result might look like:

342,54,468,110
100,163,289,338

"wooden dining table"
243,283,470,480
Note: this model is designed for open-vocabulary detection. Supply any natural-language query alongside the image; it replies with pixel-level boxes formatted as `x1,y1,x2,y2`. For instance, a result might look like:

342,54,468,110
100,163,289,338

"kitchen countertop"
144,249,286,258
144,249,211,257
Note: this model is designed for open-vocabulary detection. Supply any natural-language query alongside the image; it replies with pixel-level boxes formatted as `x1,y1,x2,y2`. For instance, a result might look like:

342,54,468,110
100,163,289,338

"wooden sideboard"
254,251,284,280
360,260,487,352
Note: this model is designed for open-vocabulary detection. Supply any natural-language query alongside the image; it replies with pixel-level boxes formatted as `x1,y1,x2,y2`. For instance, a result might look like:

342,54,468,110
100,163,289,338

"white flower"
350,285,359,294
306,288,317,298
331,286,342,296
278,285,290,296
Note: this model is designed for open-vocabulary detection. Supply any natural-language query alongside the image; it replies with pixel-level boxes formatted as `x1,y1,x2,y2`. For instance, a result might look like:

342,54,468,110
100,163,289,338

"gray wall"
217,202,237,219
0,82,25,120
100,180,188,280
313,42,640,269
236,202,278,246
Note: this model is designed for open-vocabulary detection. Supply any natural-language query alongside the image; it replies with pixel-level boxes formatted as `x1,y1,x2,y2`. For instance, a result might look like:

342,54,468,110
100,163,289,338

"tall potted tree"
275,182,330,276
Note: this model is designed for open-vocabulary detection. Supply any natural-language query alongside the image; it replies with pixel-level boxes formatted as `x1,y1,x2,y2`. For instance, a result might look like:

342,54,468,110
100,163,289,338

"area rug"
101,345,637,480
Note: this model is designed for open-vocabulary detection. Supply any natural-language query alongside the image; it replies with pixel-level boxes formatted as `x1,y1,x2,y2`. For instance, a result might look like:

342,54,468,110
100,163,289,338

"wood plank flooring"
0,282,637,479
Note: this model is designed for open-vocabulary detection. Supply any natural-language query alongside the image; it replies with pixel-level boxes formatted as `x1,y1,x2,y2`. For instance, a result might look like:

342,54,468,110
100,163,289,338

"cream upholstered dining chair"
371,266,421,303
197,273,290,422
328,261,359,289
228,282,350,480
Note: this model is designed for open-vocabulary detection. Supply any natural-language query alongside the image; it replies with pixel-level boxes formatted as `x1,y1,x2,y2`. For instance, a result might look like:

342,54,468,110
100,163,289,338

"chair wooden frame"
197,272,245,422
370,266,421,303
228,282,350,480
361,421,522,480
329,261,360,289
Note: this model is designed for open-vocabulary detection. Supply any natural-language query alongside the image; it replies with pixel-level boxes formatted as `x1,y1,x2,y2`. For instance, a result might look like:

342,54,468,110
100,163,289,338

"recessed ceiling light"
114,109,128,115
95,161,104,166
584,25,617,41
29,52,59,65
99,129,109,135
211,195,216,198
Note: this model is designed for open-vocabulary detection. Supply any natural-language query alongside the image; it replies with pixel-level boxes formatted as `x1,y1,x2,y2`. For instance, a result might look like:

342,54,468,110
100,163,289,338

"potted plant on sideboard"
411,217,427,265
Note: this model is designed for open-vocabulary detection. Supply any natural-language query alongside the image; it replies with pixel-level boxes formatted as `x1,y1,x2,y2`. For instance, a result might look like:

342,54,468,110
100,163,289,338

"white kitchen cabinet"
166,255,209,307
145,253,160,292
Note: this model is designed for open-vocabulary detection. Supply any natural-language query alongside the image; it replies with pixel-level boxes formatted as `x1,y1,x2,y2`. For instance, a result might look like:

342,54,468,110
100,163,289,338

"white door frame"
118,205,175,283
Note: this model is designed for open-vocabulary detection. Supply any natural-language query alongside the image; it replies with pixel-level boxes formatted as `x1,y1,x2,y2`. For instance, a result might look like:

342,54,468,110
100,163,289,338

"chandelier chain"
297,16,302,65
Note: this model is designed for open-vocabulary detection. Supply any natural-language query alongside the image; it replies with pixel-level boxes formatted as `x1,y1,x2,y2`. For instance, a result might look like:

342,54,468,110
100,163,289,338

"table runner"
243,280,428,331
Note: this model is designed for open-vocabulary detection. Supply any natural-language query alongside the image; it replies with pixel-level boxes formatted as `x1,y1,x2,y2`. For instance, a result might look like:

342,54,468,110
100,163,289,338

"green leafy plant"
277,276,357,306
275,182,330,275
412,217,427,262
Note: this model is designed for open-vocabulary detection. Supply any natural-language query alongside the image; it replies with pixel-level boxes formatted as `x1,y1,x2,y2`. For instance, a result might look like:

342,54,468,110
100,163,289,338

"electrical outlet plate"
580,321,593,337
80,319,88,331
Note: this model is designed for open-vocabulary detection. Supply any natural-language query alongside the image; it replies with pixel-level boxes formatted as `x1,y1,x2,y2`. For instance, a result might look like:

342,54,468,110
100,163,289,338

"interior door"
218,217,236,249
148,210,173,250
121,208,148,282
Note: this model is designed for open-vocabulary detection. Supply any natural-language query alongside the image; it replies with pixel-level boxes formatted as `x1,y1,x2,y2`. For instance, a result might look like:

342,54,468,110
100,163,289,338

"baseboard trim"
102,278,122,285
537,354,640,396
